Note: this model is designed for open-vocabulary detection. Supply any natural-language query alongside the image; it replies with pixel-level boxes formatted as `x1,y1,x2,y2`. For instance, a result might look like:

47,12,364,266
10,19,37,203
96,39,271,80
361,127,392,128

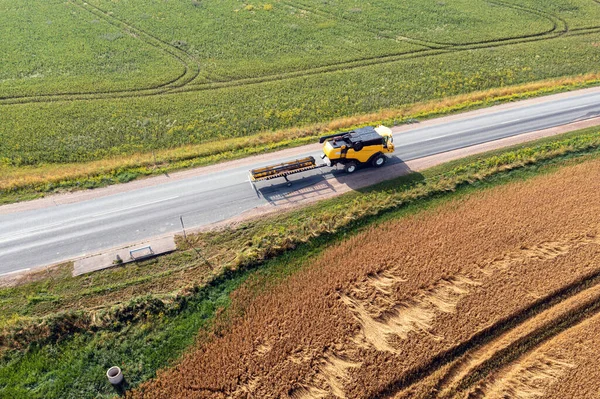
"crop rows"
0,0,204,105
1,0,600,172
125,158,600,398
1,0,599,106
3,32,600,167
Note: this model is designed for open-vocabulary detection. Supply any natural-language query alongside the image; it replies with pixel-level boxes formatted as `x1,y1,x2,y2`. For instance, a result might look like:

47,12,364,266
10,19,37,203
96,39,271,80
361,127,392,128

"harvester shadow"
339,156,417,191
256,157,418,205
257,172,338,205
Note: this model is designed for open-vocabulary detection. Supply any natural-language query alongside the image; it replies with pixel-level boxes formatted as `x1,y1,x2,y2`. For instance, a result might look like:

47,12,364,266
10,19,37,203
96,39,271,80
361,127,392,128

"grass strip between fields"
1,126,600,398
2,73,599,205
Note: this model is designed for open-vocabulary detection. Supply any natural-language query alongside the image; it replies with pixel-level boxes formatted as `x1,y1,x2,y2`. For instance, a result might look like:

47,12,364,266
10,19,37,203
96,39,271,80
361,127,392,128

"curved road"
1,88,600,274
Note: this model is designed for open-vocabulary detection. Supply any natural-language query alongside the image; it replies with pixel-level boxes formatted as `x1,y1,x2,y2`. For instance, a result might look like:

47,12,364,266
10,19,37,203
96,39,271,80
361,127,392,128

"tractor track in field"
179,0,570,93
166,29,575,96
214,234,600,399
371,253,600,398
428,282,600,398
286,0,564,48
72,0,202,86
1,1,599,106
0,0,204,104
117,25,580,97
280,0,446,50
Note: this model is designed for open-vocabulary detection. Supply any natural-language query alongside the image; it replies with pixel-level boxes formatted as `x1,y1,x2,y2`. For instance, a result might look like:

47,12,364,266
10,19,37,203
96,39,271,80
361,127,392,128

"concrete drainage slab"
72,235,176,276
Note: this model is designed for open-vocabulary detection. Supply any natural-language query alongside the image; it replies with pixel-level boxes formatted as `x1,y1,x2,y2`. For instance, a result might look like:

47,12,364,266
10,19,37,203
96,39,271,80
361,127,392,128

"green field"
0,0,184,98
1,0,600,196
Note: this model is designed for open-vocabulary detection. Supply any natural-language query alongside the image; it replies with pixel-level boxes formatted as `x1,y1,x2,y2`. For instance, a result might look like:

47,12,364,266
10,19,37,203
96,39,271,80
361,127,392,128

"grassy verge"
2,73,600,205
1,127,600,397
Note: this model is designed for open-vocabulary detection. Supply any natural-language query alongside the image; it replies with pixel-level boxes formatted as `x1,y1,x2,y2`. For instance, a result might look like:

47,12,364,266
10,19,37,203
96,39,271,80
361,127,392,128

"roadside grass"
0,278,240,399
2,71,600,205
1,127,600,398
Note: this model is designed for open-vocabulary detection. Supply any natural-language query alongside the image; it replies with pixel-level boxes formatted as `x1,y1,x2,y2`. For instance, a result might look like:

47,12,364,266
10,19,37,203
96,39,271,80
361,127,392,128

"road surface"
1,88,600,274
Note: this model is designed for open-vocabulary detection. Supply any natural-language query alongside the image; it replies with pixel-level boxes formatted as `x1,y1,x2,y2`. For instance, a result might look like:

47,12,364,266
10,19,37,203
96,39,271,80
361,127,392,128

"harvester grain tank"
249,125,394,187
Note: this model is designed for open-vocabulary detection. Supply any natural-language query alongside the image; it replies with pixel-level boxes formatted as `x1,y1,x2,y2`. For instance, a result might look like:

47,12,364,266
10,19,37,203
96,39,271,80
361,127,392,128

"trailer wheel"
344,161,358,174
372,154,387,167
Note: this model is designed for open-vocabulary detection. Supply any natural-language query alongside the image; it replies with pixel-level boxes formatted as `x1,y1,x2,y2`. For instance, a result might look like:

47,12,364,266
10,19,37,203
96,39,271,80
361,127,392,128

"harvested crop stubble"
449,295,600,399
539,312,600,399
128,158,600,399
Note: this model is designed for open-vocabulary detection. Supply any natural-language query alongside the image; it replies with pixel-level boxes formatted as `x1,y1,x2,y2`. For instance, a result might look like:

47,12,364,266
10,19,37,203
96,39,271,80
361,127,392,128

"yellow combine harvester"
319,125,394,173
249,125,394,186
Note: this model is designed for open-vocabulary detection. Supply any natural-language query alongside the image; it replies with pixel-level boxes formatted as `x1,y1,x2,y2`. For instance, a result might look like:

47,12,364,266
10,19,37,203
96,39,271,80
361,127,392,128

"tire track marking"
432,274,600,398
74,0,202,88
2,2,598,105
0,0,203,104
282,0,445,49
288,0,564,48
284,235,597,399
370,234,600,399
469,355,574,399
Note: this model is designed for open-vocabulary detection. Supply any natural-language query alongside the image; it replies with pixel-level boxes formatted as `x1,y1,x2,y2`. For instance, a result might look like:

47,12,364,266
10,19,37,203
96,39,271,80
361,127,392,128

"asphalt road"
1,89,600,274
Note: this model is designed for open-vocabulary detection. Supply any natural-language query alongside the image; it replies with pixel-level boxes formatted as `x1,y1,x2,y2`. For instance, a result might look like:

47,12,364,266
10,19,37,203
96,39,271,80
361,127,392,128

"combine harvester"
249,125,394,189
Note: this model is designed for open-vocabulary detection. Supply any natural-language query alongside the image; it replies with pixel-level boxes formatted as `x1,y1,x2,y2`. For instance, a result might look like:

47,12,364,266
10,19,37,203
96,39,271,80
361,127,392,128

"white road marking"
400,102,599,146
0,196,181,244
89,196,180,218
401,117,526,145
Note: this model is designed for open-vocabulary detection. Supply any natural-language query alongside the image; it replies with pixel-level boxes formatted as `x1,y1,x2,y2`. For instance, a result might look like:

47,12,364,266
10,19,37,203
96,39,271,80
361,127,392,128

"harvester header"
249,156,321,183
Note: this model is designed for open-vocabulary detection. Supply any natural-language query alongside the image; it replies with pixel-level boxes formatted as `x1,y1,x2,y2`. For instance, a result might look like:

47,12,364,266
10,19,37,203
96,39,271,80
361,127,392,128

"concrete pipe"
107,366,124,385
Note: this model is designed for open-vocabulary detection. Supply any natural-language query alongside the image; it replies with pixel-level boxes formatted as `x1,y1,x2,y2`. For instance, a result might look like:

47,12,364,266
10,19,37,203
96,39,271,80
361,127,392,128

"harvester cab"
319,125,394,173
249,125,394,190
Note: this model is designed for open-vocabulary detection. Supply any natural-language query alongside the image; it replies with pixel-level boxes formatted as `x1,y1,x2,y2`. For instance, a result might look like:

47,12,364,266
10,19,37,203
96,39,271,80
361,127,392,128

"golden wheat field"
128,157,600,399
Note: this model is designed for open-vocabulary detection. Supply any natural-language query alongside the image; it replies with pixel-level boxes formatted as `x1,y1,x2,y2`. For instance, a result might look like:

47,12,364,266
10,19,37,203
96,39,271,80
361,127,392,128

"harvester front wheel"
372,154,387,167
344,161,358,174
